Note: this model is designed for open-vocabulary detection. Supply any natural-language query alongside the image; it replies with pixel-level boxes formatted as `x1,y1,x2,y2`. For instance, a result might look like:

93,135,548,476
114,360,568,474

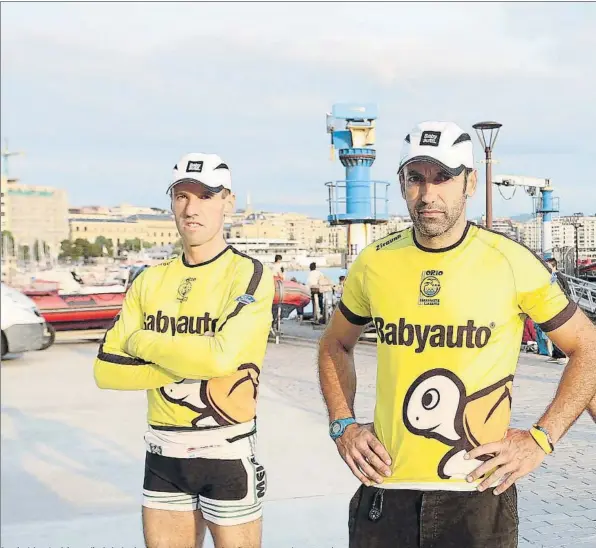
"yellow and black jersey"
94,246,275,434
339,222,576,490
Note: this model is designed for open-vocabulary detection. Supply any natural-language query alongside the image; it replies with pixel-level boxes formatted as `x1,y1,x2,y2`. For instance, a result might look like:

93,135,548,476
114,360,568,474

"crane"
1,139,24,178
492,174,557,259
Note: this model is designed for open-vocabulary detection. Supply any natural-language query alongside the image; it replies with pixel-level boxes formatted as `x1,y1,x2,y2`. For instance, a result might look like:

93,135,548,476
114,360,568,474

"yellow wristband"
530,426,554,455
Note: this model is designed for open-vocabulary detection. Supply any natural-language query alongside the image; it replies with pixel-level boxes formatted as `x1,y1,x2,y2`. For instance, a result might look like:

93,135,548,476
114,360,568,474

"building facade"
519,215,596,261
69,213,179,249
1,175,69,258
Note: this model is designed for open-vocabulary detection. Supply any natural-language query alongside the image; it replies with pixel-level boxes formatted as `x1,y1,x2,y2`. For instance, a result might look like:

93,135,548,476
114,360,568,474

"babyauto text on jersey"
373,317,493,353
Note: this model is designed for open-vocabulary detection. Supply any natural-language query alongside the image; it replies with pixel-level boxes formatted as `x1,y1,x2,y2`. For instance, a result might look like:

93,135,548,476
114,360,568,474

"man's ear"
224,192,236,215
466,170,478,198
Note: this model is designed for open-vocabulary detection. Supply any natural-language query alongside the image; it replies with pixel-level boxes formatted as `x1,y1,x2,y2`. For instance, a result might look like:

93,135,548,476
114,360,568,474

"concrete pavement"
1,328,594,548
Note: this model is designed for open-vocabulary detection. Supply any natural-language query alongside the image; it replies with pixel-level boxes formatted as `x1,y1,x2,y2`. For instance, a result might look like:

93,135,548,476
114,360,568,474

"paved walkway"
1,327,594,547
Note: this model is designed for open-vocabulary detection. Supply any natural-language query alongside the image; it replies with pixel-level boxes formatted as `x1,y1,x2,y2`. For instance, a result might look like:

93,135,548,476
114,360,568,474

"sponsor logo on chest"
373,317,494,353
144,310,218,335
419,270,443,306
177,277,197,303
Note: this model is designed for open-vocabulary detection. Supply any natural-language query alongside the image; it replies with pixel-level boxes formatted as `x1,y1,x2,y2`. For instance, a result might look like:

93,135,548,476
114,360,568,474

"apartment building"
1,175,69,256
70,213,178,248
520,215,596,260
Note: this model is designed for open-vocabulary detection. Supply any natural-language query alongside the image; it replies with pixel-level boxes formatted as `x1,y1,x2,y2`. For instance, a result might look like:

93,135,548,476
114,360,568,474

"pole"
485,147,493,229
575,225,580,278
541,187,554,260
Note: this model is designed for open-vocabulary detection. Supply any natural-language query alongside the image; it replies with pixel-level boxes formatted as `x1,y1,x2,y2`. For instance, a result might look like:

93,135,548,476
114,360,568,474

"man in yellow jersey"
318,121,596,547
94,153,274,548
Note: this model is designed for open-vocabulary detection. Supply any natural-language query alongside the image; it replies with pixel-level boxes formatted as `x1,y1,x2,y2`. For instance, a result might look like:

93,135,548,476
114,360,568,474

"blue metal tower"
534,183,559,260
325,103,390,268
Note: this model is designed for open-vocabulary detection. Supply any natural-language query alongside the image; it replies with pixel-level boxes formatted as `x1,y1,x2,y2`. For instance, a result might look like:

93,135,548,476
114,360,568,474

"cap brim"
397,156,467,177
166,179,227,195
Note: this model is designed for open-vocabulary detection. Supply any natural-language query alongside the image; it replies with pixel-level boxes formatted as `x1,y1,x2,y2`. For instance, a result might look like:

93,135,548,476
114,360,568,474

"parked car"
1,283,54,358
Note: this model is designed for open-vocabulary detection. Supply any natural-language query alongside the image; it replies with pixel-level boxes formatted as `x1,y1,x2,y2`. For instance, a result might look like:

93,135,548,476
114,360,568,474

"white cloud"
1,2,595,218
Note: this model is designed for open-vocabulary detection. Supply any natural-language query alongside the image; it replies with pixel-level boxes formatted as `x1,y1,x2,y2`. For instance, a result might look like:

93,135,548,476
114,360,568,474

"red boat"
24,289,125,332
272,279,310,319
24,273,310,334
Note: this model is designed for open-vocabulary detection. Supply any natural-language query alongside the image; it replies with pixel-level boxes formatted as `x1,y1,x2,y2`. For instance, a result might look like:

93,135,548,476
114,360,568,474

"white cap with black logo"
167,153,232,194
397,121,474,177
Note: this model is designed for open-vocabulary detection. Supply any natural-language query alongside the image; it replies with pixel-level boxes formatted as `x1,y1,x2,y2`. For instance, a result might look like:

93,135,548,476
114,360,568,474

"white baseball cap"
167,153,232,194
397,121,474,177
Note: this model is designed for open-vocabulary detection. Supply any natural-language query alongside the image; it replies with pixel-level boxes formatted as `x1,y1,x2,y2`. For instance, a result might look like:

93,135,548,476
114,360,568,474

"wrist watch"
529,424,554,454
329,417,357,440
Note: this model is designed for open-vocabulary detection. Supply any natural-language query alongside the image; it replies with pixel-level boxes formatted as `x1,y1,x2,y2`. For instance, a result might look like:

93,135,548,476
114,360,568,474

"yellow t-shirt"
94,246,275,437
339,222,576,490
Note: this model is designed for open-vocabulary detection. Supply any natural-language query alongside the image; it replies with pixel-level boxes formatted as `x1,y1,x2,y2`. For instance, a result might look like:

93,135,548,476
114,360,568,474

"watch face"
331,422,342,435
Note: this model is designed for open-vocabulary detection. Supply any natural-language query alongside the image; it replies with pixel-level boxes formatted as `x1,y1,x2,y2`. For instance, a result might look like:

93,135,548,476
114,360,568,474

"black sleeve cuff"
538,301,578,332
97,344,151,366
338,301,372,326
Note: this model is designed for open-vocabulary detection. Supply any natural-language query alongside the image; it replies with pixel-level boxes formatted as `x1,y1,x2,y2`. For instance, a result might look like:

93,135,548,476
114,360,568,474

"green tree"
19,244,30,261
122,238,142,252
1,230,15,256
33,240,42,261
59,239,73,259
73,238,93,259
32,240,50,261
94,236,114,257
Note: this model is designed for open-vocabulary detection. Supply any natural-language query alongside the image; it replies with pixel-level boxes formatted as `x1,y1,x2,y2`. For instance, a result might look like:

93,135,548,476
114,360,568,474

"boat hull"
273,279,310,318
26,280,311,330
26,292,124,331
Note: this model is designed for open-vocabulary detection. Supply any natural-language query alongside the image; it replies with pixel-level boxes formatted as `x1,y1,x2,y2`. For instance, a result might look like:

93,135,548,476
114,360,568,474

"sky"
2,2,595,220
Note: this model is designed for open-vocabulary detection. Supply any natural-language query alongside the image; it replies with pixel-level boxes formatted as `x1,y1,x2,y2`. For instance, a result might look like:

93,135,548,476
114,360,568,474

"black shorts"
348,485,518,548
142,452,266,526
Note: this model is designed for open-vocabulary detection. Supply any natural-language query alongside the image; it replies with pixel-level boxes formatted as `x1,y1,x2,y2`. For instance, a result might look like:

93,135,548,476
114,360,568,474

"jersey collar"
181,245,232,267
412,221,472,253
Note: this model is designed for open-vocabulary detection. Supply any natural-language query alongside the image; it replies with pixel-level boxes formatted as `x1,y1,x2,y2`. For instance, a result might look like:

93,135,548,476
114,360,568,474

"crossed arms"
94,269,274,390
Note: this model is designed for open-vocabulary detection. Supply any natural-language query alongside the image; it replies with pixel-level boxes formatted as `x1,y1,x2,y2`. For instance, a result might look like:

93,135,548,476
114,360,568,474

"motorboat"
21,269,125,332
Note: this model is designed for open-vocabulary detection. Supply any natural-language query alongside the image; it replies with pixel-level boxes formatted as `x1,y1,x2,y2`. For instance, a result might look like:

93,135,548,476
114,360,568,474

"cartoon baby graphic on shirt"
403,368,514,479
160,363,260,428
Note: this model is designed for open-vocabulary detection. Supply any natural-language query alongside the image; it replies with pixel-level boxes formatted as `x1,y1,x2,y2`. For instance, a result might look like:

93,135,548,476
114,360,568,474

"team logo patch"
550,272,558,285
186,160,204,173
177,277,196,302
419,270,442,306
420,130,441,147
235,294,256,305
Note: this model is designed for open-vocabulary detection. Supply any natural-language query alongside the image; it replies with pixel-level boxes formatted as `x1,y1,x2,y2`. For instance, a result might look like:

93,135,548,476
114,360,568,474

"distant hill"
469,213,534,223
509,213,534,222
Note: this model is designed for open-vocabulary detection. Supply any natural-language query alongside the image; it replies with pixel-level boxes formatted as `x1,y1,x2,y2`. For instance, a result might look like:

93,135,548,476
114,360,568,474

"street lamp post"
561,213,584,278
472,121,502,229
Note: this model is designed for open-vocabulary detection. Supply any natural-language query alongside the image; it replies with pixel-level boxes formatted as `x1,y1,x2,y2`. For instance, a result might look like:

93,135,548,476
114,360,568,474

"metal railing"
560,273,596,316
325,180,390,223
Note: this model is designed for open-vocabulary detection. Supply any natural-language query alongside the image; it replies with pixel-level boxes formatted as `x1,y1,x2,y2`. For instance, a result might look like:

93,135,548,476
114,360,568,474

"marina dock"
1,323,595,548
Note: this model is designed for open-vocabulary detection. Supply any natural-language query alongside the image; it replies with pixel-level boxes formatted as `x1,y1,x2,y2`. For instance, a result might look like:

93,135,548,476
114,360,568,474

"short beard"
408,195,466,238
